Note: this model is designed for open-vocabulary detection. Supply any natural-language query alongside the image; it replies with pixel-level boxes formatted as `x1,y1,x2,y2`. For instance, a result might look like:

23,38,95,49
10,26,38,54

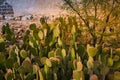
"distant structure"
0,0,14,20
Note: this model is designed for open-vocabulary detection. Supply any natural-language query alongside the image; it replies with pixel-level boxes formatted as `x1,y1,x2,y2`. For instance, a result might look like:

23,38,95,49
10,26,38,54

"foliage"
0,16,120,80
63,0,120,47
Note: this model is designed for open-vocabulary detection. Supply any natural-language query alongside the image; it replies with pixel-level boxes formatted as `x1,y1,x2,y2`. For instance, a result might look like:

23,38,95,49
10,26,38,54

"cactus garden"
0,16,120,80
0,0,120,80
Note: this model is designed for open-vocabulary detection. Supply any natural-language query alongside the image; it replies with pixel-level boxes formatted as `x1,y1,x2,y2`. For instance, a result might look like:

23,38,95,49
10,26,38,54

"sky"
6,0,64,16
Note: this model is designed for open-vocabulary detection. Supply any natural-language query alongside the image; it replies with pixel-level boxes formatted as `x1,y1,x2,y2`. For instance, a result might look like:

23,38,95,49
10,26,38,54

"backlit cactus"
0,16,120,80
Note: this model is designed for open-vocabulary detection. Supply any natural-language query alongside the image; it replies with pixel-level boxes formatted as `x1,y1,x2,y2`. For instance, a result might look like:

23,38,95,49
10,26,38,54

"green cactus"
38,30,44,40
20,50,27,59
107,57,113,67
45,59,52,67
73,70,84,80
29,24,36,30
76,61,83,71
71,48,75,61
0,53,6,63
5,69,14,80
48,51,55,58
39,70,44,80
114,71,120,80
115,48,120,56
0,35,5,52
87,44,96,57
0,16,120,80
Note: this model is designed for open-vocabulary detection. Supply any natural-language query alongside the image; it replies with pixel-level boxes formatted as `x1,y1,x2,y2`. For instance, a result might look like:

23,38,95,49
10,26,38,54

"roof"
0,0,5,5
0,0,14,15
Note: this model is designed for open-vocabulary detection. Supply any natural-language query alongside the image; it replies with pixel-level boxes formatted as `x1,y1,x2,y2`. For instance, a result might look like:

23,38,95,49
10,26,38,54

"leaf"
38,30,44,40
44,65,49,75
13,62,19,70
48,51,55,58
114,71,120,80
33,65,38,74
40,17,46,25
22,57,33,73
18,66,26,74
53,73,57,80
100,66,109,76
30,47,38,56
107,57,113,67
113,55,119,61
45,59,52,67
20,50,27,59
41,57,47,65
73,70,80,80
0,53,6,63
29,36,37,48
73,70,83,80
5,69,14,80
55,48,62,58
5,58,14,68
0,36,5,52
77,45,85,57
33,30,40,40
25,74,35,80
87,57,94,69
43,29,47,38
102,48,110,54
71,48,75,60
53,26,60,38
112,61,120,70
39,70,44,80
87,44,96,57
29,24,36,30
71,25,76,34
23,30,30,42
9,49,17,59
58,37,62,46
115,48,120,56
61,49,66,58
76,61,83,71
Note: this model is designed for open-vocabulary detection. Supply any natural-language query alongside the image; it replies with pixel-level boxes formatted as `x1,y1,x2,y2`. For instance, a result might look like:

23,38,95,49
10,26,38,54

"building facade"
0,0,14,20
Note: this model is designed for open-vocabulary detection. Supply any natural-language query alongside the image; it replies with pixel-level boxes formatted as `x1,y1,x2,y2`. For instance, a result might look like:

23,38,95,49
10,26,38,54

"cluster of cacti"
0,16,120,80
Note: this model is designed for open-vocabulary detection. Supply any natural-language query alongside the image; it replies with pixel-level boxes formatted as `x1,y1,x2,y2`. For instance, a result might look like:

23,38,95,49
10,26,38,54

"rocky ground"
0,14,62,45
0,19,40,33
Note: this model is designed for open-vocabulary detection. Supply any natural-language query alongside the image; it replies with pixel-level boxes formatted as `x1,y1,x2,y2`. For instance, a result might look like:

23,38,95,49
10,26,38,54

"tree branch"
63,0,95,38
99,0,115,44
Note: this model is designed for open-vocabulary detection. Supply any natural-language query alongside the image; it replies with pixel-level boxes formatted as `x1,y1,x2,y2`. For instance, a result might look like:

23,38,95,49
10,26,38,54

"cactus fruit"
90,74,98,80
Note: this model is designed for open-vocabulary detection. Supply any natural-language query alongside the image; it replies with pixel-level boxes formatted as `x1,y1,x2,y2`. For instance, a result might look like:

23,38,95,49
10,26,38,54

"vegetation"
63,0,120,46
0,0,120,80
0,15,120,80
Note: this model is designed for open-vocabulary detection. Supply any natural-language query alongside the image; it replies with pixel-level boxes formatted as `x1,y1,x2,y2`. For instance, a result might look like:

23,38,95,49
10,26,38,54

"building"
0,0,14,20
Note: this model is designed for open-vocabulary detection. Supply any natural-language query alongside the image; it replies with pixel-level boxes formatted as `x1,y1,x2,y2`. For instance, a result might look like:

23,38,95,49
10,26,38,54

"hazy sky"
6,0,63,16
